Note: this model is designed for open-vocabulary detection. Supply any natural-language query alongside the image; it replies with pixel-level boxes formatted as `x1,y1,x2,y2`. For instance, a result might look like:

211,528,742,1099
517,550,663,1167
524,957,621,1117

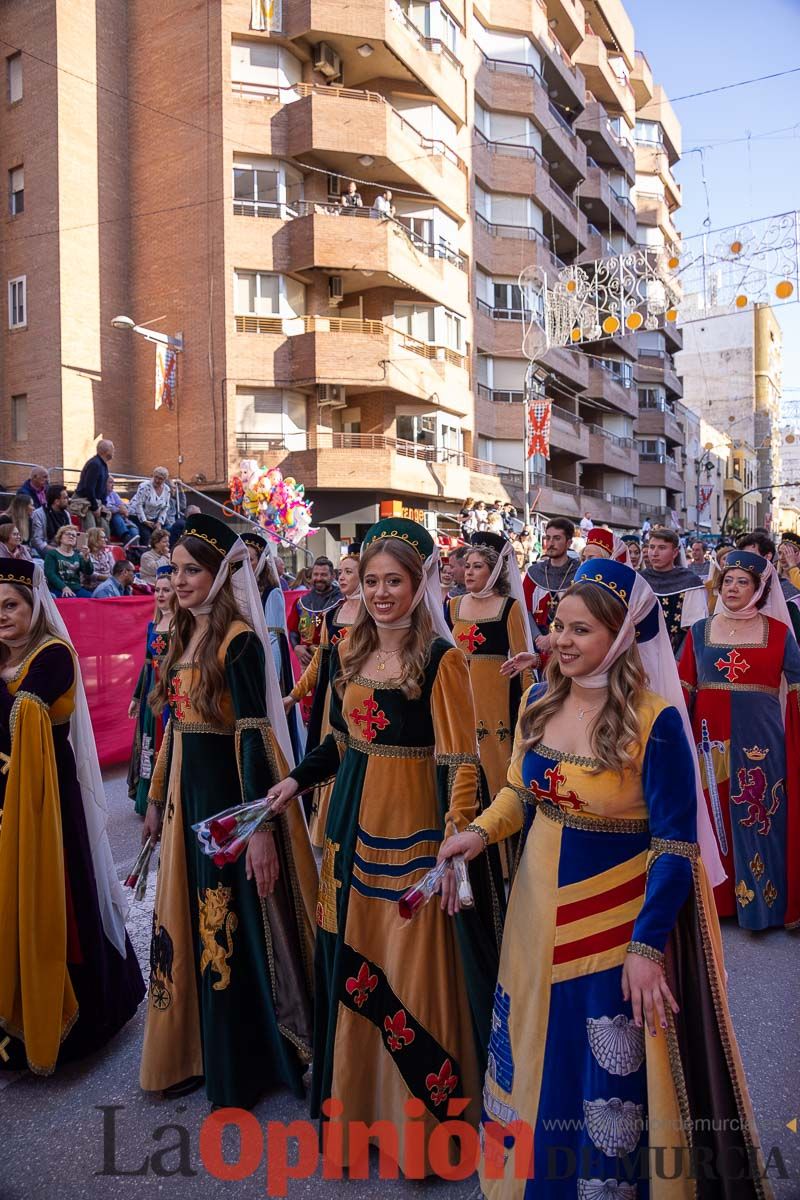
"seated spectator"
44,525,93,597
0,523,35,561
16,465,49,509
84,528,115,590
105,475,140,545
93,559,135,598
168,503,201,549
30,484,72,556
139,528,171,585
73,439,114,528
127,467,171,538
1,495,38,556
165,485,186,533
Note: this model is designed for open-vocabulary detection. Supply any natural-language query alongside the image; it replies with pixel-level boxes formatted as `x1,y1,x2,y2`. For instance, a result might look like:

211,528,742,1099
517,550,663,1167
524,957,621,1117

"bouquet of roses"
191,797,276,868
125,837,157,901
398,855,473,920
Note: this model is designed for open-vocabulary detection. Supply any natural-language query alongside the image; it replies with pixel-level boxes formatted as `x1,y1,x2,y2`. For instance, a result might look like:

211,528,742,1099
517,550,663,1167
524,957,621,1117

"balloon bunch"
229,462,317,546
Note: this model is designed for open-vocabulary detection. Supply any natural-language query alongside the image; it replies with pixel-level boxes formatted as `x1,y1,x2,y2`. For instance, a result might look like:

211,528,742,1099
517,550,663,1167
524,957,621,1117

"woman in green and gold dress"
139,514,317,1108
268,518,504,1171
127,565,174,816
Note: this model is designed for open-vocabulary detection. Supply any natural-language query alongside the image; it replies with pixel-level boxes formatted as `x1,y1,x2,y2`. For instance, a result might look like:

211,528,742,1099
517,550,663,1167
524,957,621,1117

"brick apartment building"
1,0,686,545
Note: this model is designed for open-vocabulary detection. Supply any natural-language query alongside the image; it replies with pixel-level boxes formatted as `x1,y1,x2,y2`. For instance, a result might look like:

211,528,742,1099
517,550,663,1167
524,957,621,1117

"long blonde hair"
336,539,433,700
520,581,647,775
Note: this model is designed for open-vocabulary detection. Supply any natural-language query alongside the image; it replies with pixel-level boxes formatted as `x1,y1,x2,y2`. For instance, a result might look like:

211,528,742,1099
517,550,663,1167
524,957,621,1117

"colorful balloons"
229,463,317,547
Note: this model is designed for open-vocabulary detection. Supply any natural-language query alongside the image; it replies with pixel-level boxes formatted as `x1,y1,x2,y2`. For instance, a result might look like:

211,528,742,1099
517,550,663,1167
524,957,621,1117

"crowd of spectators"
457,496,536,567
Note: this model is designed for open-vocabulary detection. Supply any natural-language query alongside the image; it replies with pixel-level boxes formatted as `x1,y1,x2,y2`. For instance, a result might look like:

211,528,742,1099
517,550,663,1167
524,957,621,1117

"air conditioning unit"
328,275,344,303
314,42,341,79
317,384,346,408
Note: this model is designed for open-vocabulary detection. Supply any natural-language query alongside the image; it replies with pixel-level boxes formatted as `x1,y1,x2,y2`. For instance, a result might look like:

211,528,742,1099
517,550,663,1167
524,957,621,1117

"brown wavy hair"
520,581,647,775
0,583,51,666
336,538,433,700
466,544,510,595
151,535,243,724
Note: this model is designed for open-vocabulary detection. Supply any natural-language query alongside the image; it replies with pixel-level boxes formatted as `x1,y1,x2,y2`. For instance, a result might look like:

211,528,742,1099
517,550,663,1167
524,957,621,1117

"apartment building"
1,0,685,544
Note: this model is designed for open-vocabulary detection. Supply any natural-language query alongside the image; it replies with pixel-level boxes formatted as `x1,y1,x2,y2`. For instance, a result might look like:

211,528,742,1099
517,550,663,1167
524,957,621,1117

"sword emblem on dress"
698,719,728,856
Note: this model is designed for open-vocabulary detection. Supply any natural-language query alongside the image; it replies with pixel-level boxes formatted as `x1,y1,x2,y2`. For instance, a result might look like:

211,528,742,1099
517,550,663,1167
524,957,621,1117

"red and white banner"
527,397,552,460
154,344,178,411
698,484,713,515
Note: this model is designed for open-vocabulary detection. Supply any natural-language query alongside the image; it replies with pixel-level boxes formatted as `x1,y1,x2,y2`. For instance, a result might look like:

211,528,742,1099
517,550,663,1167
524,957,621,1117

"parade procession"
2,0,800,1196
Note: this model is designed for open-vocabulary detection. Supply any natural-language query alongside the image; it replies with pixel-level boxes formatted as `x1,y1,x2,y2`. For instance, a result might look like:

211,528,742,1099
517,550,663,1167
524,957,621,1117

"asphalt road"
1,767,798,1200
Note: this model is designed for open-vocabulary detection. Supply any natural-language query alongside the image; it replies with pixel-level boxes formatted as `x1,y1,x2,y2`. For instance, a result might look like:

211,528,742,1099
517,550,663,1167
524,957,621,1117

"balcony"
540,29,586,113
638,453,684,493
580,162,637,237
635,144,681,209
587,424,638,472
473,134,584,252
474,213,563,280
575,99,635,180
636,399,684,445
550,404,590,456
724,473,745,496
541,344,590,392
544,0,586,56
586,361,637,416
637,84,681,164
530,474,639,526
630,50,654,107
582,0,635,68
636,349,683,399
283,85,468,220
573,35,634,122
636,191,681,246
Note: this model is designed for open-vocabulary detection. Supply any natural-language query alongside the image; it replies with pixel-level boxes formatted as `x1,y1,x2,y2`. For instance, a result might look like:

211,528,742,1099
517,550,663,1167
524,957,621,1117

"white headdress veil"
29,564,128,956
468,536,534,653
362,528,454,645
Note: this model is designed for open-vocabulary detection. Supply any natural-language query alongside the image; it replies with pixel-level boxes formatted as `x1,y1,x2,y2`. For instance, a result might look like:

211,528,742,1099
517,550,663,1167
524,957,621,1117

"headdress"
714,550,790,629
361,517,453,645
780,531,800,549
621,533,641,546
467,531,534,650
182,512,239,558
0,559,35,588
155,564,173,580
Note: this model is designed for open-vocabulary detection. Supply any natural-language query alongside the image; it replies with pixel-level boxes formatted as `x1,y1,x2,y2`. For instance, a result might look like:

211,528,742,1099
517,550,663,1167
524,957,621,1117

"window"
7,53,22,103
444,309,463,352
11,393,27,441
394,303,436,343
635,120,663,145
8,276,26,328
9,166,23,216
439,7,459,55
234,271,305,318
492,281,523,319
233,157,303,216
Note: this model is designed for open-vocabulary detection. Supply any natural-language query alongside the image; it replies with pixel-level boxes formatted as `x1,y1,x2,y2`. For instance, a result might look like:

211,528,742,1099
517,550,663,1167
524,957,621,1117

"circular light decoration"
786,434,796,444
566,279,577,294
571,327,582,342
775,280,794,300
667,256,680,270
730,241,743,255
625,311,643,330
665,307,678,322
602,315,620,334
735,294,748,309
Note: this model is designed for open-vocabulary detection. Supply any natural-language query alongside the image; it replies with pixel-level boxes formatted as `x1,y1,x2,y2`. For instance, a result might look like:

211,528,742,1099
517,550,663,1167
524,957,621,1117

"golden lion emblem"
198,884,238,991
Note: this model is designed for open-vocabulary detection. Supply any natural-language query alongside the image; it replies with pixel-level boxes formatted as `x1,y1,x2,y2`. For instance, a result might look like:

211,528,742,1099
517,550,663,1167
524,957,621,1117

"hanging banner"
527,397,552,460
698,484,714,515
250,0,280,31
154,344,178,411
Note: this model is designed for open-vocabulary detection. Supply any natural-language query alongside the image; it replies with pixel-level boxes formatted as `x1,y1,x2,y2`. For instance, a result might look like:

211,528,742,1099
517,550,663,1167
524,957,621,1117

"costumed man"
640,526,708,656
523,518,579,660
287,556,341,671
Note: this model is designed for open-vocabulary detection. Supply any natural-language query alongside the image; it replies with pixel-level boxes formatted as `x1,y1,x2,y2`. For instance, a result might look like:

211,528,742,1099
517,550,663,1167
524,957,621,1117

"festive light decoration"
229,462,317,546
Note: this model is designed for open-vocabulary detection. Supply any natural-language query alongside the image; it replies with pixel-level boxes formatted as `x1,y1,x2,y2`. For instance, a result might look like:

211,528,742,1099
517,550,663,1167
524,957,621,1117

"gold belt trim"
537,798,650,834
339,732,435,759
698,682,779,695
650,836,699,862
173,721,235,735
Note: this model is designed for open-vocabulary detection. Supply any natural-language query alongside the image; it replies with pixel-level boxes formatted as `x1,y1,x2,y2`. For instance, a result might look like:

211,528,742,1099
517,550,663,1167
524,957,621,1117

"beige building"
2,0,684,540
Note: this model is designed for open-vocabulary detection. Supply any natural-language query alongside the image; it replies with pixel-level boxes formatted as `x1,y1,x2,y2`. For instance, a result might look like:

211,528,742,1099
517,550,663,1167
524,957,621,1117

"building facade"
2,0,685,542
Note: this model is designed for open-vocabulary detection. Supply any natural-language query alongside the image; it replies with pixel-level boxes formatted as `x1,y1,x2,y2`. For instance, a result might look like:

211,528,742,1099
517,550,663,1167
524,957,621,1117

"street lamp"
720,480,800,536
111,315,184,351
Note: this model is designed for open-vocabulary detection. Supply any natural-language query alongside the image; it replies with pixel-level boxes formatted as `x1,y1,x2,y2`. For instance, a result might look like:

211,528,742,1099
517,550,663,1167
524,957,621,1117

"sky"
625,0,800,417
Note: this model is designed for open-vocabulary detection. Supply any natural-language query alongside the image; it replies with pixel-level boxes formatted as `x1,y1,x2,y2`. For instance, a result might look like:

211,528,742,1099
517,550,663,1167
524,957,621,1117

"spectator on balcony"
105,476,140,546
341,180,363,210
372,189,395,219
138,528,171,586
93,559,135,598
127,467,172,538
0,523,35,562
30,485,72,557
73,439,114,528
16,465,49,509
83,528,116,591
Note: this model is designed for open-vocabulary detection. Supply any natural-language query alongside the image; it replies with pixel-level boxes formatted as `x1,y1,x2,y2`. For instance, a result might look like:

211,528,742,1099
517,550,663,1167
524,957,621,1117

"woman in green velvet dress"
139,514,318,1108
127,565,175,816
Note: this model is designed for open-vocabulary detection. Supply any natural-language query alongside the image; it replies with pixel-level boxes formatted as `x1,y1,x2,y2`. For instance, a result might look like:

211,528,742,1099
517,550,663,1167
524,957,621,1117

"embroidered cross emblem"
528,764,584,812
151,634,167,656
0,751,10,776
457,624,486,654
349,697,390,742
167,676,192,721
0,1035,10,1062
714,648,750,684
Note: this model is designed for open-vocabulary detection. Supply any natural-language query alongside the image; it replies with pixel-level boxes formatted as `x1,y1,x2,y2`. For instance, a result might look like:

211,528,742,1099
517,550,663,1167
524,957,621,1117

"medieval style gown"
472,685,772,1199
679,614,800,930
0,638,144,1074
128,621,171,816
289,639,504,1169
262,581,305,764
140,621,318,1108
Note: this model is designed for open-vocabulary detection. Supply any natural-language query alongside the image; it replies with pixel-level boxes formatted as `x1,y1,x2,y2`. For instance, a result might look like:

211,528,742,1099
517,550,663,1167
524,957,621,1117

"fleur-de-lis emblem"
763,880,778,908
476,721,489,743
425,1058,458,1107
735,880,755,907
495,720,512,743
345,961,378,1009
384,1009,415,1052
749,851,765,882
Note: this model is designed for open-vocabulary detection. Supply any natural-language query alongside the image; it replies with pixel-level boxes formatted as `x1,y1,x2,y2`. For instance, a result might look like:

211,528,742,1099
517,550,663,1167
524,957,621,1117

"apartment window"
492,281,523,319
444,309,463,352
440,7,459,55
394,303,436,344
8,276,26,328
638,387,667,410
11,393,27,441
9,166,23,216
233,158,303,216
635,119,663,145
234,270,305,318
7,53,22,103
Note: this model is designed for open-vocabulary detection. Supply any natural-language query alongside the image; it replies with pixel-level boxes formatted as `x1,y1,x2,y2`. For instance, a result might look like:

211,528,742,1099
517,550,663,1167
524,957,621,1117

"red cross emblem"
331,627,349,647
714,648,750,684
384,1009,415,1052
349,697,390,742
167,676,192,721
425,1058,459,1107
151,634,167,656
457,623,486,654
345,961,378,1009
528,764,584,812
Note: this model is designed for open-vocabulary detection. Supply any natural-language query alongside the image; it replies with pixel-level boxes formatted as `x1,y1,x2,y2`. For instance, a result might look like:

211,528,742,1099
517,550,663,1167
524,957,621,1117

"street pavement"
1,767,799,1200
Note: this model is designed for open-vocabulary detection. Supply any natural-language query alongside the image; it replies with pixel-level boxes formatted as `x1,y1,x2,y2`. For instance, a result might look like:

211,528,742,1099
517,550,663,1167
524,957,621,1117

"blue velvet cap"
721,550,767,577
573,558,636,609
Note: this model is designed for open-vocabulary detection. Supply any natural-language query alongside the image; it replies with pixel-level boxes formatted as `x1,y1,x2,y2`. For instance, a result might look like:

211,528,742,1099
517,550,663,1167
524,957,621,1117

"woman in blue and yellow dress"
441,559,770,1199
679,549,800,930
139,514,317,1108
0,559,144,1074
128,564,175,816
268,518,504,1171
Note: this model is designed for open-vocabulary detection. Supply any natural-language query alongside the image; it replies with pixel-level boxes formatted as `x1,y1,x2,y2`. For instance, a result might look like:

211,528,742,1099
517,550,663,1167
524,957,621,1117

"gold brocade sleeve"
471,684,534,844
0,692,78,1074
788,566,800,591
431,647,481,832
507,599,534,688
290,644,322,702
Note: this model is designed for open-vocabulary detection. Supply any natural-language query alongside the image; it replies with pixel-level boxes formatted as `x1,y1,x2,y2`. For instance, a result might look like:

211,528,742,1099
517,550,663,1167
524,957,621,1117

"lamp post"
720,480,800,537
111,315,185,474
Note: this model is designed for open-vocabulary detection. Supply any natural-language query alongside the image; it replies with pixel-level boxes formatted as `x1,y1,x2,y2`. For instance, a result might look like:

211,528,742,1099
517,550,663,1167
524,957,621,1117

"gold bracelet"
626,941,665,967
465,822,490,849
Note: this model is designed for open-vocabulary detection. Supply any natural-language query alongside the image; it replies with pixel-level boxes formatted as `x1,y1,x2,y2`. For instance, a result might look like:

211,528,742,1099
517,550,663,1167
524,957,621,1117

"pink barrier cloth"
56,596,154,769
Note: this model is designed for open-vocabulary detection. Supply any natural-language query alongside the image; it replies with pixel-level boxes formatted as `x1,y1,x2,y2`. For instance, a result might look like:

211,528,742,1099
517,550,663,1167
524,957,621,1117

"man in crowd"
739,532,800,602
127,467,172,539
640,527,707,655
523,517,579,653
688,538,711,580
30,484,72,556
275,556,292,592
341,180,363,209
105,476,140,545
288,556,341,669
447,545,469,598
579,511,593,538
74,439,114,528
17,465,49,509
93,559,135,598
168,503,202,549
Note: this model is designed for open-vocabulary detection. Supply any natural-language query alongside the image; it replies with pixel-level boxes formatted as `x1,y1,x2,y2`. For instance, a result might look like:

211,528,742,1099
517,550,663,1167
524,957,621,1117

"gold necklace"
375,647,400,672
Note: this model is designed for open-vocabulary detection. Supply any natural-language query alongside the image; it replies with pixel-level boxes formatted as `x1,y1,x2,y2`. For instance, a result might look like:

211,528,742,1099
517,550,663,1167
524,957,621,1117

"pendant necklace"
376,647,400,672
575,698,604,721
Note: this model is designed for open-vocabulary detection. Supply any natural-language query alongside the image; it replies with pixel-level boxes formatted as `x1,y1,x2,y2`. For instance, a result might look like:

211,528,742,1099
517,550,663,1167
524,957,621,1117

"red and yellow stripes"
551,852,648,983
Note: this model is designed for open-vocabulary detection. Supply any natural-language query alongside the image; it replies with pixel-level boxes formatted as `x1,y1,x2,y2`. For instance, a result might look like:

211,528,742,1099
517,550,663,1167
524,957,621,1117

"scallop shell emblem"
587,1015,645,1076
578,1181,637,1199
583,1097,644,1157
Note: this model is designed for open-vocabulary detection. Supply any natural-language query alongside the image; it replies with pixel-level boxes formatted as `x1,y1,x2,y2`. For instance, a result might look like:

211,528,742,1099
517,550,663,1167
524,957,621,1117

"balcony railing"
595,357,634,387
549,176,577,213
233,314,468,368
475,128,545,165
478,50,544,84
638,394,675,414
476,298,524,321
475,212,550,246
586,423,635,449
548,102,577,142
388,0,464,74
610,188,635,214
639,452,677,466
477,383,524,404
551,405,582,427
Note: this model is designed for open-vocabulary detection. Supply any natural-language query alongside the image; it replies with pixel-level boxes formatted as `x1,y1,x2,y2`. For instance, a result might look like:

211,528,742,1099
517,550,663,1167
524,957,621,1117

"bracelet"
465,822,490,850
626,941,665,967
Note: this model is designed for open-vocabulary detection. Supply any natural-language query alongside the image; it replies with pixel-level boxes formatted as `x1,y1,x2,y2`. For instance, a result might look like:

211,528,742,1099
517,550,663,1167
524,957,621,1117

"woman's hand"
283,695,296,713
438,830,486,865
622,952,679,1037
61,586,76,598
246,830,279,898
265,777,300,815
500,651,540,678
127,699,138,719
142,803,163,844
